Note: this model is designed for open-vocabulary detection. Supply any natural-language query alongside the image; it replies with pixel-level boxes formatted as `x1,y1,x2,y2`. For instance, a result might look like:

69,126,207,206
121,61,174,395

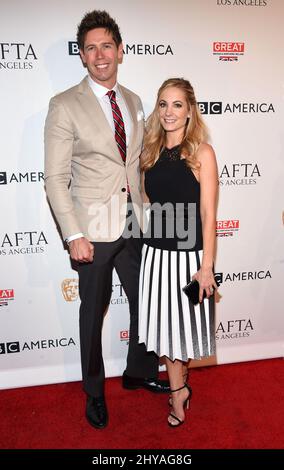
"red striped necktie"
107,90,127,162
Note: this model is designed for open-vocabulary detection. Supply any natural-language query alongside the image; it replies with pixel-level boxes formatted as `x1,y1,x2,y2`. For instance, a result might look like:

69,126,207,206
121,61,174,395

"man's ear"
118,43,124,64
79,49,87,67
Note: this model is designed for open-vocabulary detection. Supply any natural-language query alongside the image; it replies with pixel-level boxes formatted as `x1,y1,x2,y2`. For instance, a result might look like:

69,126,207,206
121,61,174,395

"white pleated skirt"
138,244,216,362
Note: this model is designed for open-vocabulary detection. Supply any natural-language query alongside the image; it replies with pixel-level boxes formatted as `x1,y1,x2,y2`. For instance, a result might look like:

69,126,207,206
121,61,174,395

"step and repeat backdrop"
0,0,283,389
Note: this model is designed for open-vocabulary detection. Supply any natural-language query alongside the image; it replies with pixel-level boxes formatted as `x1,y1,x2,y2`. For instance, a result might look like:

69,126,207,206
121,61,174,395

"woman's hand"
192,267,217,303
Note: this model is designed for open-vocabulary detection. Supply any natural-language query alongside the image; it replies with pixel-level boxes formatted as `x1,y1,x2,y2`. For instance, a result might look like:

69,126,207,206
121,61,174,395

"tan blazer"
44,76,144,242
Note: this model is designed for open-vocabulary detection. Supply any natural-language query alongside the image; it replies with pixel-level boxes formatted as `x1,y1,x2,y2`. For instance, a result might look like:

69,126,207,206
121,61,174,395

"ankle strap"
170,383,189,393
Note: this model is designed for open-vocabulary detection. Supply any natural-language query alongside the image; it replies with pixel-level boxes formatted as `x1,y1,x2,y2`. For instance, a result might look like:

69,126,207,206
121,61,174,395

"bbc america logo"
0,342,20,354
198,102,275,114
0,338,76,354
0,171,44,184
68,41,174,56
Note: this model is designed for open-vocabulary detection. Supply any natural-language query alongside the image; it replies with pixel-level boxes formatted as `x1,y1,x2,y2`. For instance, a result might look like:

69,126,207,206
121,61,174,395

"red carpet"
0,358,283,449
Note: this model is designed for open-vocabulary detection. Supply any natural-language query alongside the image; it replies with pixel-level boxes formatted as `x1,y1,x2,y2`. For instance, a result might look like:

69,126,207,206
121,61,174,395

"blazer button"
121,187,126,192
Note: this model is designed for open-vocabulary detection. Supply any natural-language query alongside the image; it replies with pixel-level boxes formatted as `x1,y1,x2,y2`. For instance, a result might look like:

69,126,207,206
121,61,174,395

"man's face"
80,28,123,89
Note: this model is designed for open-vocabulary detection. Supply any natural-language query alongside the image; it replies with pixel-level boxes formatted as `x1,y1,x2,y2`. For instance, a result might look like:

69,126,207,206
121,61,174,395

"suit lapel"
77,77,123,165
118,84,138,166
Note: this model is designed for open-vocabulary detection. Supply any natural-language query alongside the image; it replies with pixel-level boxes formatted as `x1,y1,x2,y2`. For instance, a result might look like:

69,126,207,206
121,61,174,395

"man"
44,10,169,430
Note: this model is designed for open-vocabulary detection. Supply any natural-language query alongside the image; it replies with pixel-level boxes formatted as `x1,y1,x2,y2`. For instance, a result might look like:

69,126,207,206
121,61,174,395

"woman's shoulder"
195,143,216,165
195,143,218,181
196,142,215,158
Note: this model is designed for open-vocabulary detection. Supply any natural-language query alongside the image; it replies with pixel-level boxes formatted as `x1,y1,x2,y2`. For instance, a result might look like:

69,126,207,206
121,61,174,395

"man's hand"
68,237,94,263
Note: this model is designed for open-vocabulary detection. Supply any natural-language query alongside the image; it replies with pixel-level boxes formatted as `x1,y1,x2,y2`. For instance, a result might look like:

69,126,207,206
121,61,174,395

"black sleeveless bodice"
144,146,203,251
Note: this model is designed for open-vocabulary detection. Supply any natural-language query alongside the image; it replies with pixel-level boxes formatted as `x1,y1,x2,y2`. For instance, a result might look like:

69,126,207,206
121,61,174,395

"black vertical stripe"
156,250,163,356
208,294,216,355
195,251,209,356
141,245,150,295
176,251,187,361
146,247,156,343
168,251,173,360
186,252,200,359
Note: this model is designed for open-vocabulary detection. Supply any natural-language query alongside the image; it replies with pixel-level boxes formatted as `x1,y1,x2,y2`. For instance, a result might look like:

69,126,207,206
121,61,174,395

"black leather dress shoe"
122,372,170,393
86,396,108,429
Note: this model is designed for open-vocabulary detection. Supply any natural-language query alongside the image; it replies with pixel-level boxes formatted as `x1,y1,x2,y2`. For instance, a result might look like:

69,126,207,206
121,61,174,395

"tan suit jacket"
44,76,144,242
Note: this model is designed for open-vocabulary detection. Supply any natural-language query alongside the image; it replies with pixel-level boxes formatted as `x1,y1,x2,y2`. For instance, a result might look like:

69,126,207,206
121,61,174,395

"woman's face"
158,86,190,138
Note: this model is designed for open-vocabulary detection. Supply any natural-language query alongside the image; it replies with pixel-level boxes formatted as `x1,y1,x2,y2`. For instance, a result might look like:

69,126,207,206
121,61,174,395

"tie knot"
107,90,116,101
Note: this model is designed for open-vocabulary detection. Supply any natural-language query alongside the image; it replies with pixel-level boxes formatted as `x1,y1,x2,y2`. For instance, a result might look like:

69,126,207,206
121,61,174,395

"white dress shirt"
67,76,133,244
87,76,132,145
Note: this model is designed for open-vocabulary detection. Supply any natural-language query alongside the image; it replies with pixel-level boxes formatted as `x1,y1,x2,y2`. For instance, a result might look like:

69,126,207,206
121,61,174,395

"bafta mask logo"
61,278,78,302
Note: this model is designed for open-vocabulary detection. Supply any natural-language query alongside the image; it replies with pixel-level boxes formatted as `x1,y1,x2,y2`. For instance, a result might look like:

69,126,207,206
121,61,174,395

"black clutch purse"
182,274,220,305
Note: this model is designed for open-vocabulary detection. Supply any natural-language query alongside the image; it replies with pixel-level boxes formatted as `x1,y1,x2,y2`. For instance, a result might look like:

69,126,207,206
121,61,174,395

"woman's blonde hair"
141,78,208,171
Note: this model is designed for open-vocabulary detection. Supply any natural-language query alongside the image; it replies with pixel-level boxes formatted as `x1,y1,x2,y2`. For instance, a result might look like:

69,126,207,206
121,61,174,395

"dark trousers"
77,233,159,398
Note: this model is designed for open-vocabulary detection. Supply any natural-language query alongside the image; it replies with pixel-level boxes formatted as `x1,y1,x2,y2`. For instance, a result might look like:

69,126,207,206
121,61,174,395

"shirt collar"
87,76,118,99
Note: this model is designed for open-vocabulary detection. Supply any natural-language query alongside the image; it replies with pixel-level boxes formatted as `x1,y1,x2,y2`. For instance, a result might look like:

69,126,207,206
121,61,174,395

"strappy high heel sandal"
168,372,192,407
168,383,191,428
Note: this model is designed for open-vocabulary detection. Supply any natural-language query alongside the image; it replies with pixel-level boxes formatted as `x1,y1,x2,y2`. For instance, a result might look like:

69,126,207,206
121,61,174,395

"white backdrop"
0,0,283,390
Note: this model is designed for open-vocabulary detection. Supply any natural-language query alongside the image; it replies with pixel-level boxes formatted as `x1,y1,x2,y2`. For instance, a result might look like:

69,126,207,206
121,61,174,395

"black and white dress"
138,146,215,362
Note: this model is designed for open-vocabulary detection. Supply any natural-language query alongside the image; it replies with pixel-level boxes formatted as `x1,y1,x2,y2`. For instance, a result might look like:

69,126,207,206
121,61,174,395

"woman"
139,78,218,427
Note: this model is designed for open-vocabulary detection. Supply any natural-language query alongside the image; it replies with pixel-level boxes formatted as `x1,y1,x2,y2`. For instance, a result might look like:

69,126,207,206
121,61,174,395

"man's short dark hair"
77,10,122,50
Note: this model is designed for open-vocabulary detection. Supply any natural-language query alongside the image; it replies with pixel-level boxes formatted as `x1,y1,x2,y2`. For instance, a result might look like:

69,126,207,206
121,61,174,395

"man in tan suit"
44,10,169,429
